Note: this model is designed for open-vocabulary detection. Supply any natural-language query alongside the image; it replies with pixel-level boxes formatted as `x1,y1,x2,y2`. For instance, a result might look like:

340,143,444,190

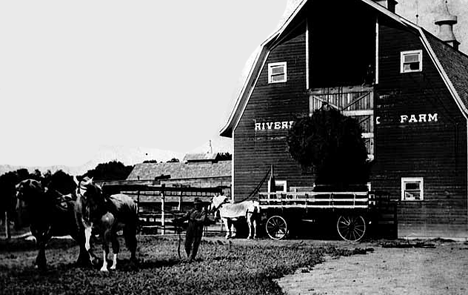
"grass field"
0,234,355,295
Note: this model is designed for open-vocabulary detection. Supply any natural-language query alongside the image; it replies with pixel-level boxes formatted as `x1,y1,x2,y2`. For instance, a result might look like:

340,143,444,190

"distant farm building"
126,153,231,194
115,153,231,234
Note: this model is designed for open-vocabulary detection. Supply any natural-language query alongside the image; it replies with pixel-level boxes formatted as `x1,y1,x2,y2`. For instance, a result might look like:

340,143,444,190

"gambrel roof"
425,32,468,114
220,0,468,137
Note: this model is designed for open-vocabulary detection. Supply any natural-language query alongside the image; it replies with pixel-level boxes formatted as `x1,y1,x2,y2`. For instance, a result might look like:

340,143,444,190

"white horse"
210,194,260,239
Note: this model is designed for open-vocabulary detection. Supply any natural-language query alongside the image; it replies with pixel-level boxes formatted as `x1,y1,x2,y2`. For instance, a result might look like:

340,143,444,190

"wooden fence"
100,183,225,236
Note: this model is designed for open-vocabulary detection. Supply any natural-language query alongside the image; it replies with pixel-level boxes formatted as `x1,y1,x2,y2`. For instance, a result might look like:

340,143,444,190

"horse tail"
247,201,260,215
130,199,139,233
135,206,140,234
255,201,260,214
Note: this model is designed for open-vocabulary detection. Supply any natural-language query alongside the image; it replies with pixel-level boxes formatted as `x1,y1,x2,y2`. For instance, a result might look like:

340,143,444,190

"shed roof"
183,153,219,163
126,160,231,181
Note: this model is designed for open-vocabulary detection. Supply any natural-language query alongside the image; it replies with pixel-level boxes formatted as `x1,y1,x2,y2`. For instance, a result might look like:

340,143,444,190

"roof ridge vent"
435,0,460,50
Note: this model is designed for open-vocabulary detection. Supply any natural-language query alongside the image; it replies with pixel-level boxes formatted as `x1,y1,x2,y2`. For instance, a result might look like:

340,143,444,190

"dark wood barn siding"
233,3,380,201
233,24,310,201
373,21,468,237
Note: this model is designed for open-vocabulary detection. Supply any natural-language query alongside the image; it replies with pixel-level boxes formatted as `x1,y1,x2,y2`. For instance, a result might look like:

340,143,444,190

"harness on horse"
46,188,76,214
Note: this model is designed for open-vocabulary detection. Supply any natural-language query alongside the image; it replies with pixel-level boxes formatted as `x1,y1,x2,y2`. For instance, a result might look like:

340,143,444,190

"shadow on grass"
0,237,77,253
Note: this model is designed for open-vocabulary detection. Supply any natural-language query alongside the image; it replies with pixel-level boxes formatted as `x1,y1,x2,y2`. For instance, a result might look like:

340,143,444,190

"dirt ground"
276,239,468,295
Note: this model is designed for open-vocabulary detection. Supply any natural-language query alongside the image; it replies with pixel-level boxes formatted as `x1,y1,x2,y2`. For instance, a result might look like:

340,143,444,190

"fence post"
178,191,182,211
161,184,165,235
4,211,10,239
137,191,140,212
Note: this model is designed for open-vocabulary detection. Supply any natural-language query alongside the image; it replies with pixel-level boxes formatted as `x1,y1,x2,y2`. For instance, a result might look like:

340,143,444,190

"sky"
396,0,468,54
0,1,287,167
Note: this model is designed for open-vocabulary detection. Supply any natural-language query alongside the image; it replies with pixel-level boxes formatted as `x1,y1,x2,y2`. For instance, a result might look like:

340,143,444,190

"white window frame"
401,177,424,201
268,180,287,193
400,50,423,73
268,62,287,83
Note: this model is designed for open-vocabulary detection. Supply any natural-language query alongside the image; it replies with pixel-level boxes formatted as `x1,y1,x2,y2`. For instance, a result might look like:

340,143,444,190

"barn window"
268,180,287,193
400,50,422,73
268,62,287,83
401,177,424,201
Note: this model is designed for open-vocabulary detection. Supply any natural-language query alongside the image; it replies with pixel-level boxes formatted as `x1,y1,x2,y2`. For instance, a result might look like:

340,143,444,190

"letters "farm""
400,113,438,124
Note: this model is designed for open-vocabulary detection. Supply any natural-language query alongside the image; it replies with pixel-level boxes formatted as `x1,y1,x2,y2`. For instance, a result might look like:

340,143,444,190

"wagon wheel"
265,215,288,240
336,215,366,242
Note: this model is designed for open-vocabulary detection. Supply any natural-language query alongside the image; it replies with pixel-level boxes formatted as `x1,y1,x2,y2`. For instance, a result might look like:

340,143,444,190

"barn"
220,0,468,239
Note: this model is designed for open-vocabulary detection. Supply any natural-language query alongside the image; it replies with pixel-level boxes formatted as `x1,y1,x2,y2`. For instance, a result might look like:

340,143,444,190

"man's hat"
194,198,203,204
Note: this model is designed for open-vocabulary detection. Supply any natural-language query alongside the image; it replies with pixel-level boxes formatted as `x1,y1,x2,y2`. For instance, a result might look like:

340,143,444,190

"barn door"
309,86,374,158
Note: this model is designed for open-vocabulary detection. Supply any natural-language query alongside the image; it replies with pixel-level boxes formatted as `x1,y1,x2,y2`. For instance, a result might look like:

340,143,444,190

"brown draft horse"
14,179,93,269
77,177,138,272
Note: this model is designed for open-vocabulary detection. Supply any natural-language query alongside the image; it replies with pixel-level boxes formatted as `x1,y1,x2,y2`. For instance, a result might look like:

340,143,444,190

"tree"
32,169,42,180
44,170,76,194
84,161,134,181
15,168,30,181
0,169,34,213
0,172,20,218
166,158,180,163
42,170,52,182
287,107,370,187
0,169,36,237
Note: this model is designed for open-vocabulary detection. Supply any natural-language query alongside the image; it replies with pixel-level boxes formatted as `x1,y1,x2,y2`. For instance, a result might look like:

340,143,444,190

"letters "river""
255,121,294,131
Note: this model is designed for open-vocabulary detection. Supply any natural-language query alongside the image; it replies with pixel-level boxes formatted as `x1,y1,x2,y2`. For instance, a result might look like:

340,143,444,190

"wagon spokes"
336,215,366,242
266,215,288,240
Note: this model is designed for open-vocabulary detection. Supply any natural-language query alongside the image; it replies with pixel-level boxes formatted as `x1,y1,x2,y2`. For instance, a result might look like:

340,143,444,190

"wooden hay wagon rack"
258,189,385,241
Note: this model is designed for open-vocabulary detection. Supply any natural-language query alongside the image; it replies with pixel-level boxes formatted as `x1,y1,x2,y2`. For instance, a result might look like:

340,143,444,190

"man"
176,198,207,262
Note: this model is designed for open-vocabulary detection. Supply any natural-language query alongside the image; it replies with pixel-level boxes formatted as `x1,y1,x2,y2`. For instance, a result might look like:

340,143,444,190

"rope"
236,168,271,203
164,208,208,261
143,208,186,260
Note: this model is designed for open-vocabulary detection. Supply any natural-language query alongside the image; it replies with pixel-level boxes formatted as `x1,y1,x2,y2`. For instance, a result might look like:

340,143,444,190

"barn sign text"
400,113,438,124
255,121,294,131
376,113,438,125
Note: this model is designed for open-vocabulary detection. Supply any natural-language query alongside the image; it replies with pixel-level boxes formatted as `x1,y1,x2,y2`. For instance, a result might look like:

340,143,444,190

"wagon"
258,189,376,241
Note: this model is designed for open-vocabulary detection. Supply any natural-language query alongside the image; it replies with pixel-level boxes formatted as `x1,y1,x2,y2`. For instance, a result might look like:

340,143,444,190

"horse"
209,194,260,239
77,177,138,272
14,179,93,269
